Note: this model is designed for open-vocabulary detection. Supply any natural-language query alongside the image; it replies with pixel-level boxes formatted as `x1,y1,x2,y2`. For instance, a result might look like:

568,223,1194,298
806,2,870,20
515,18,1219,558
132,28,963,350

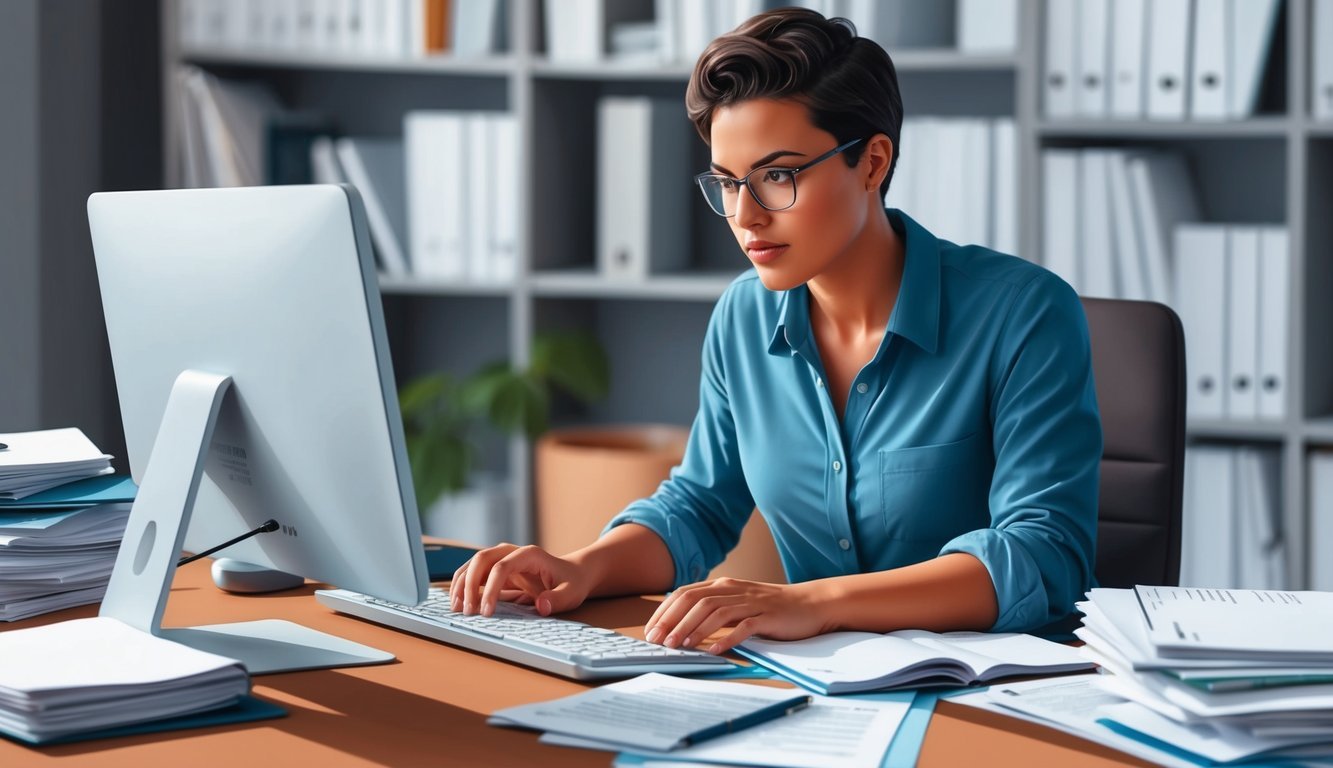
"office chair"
1082,297,1187,588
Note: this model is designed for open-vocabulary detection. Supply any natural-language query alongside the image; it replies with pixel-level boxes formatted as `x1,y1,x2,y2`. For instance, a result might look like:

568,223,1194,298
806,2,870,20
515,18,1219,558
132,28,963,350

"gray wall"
0,0,160,470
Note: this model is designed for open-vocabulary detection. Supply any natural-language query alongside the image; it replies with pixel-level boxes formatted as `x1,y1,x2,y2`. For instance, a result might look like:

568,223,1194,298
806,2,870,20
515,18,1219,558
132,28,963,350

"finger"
646,583,733,646
662,594,748,649
678,603,757,650
709,616,765,655
480,546,543,616
644,580,715,641
459,544,517,614
535,580,582,616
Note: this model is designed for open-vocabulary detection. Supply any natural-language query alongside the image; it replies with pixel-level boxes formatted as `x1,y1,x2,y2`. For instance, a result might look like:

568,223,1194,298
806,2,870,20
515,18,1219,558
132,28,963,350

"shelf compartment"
1037,118,1293,139
180,48,516,76
531,269,739,302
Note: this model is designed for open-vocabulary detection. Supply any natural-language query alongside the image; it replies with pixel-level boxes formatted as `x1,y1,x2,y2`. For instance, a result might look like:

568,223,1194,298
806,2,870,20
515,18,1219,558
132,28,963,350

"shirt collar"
767,208,941,357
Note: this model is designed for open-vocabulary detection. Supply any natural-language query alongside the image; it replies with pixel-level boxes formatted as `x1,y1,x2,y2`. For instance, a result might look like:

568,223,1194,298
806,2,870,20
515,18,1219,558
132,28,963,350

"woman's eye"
763,169,794,185
718,178,738,192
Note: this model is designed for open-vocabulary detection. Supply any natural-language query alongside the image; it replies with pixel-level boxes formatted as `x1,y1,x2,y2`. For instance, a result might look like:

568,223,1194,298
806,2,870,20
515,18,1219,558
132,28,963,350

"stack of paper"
0,428,114,500
0,616,249,744
0,472,137,622
491,673,912,768
0,502,132,622
1069,586,1333,763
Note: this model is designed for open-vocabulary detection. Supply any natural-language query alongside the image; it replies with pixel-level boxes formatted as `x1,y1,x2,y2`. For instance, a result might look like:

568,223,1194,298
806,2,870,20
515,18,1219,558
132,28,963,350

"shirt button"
832,460,842,472
856,382,869,394
816,378,824,388
838,538,851,551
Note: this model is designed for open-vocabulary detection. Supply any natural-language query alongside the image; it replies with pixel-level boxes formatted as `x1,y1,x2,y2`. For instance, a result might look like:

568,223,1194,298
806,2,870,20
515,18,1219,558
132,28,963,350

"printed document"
542,688,910,768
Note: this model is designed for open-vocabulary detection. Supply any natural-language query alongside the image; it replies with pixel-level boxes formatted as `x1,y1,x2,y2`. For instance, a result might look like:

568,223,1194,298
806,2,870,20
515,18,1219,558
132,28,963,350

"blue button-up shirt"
606,209,1101,633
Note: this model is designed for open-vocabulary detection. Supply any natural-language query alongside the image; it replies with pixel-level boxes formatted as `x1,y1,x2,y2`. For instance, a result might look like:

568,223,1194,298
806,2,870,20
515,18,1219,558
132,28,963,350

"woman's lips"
745,241,788,265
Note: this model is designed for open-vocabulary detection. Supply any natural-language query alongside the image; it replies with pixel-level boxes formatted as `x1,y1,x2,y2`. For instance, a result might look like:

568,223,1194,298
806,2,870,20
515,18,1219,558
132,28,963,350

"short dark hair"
685,7,904,199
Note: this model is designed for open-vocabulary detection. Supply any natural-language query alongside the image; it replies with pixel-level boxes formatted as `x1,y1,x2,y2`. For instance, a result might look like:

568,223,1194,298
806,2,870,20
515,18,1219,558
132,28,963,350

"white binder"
1079,151,1115,298
1105,151,1147,300
1257,227,1289,420
1311,452,1333,591
1041,150,1081,291
1076,0,1110,118
1313,0,1333,120
466,113,493,284
334,137,410,277
1174,224,1228,421
991,119,1018,255
958,0,1018,53
1181,446,1236,588
1189,0,1229,120
958,120,992,249
596,97,689,280
1146,0,1193,120
1043,0,1078,118
1109,0,1147,119
405,111,467,281
490,114,519,283
1228,0,1281,117
1127,151,1200,305
1224,227,1259,419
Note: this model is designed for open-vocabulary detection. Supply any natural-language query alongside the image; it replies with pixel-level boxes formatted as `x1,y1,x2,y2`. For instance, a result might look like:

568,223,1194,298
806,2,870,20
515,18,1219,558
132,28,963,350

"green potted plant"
398,331,609,542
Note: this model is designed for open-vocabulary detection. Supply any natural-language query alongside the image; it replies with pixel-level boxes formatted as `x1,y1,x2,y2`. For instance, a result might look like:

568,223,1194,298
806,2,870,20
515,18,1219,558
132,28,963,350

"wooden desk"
0,562,1154,767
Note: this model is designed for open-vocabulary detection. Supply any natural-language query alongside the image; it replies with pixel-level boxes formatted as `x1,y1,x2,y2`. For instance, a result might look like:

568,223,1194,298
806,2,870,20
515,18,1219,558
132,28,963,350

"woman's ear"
862,134,894,192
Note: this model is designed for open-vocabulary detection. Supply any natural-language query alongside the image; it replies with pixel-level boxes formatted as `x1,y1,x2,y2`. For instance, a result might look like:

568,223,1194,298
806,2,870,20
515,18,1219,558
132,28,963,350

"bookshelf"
163,0,1332,587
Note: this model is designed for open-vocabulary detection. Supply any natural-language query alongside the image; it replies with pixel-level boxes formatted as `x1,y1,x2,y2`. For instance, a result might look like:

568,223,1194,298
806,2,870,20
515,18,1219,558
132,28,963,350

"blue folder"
1,695,286,746
0,476,137,510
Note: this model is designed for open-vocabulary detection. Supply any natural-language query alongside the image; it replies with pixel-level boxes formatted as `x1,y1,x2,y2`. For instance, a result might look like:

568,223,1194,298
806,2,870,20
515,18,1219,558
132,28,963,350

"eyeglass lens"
698,168,797,216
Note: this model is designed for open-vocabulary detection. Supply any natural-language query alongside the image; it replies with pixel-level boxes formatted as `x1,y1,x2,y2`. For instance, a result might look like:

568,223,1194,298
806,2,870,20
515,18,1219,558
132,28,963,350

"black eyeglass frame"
693,138,864,217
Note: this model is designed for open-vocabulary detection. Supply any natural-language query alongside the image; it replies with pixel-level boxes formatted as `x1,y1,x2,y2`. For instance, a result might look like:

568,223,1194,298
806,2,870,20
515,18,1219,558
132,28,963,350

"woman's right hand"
449,543,593,618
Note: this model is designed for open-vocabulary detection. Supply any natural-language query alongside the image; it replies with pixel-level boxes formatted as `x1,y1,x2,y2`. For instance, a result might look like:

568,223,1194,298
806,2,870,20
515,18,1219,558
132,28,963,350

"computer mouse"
211,557,306,593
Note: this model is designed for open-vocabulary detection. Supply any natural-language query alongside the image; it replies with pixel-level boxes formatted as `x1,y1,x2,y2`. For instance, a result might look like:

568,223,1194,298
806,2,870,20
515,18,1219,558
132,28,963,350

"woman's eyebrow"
710,149,806,176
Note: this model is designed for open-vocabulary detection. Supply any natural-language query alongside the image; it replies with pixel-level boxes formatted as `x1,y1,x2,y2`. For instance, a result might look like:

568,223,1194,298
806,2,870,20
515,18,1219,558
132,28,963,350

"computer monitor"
87,184,428,674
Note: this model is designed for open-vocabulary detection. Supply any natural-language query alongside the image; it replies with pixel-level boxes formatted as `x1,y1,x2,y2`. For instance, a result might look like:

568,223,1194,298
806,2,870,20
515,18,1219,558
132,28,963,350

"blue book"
1,695,286,746
0,476,136,510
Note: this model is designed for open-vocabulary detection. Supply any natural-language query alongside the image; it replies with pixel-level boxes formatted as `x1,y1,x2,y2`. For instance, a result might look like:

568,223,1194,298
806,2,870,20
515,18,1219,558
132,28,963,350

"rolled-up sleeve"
940,272,1101,632
603,286,757,587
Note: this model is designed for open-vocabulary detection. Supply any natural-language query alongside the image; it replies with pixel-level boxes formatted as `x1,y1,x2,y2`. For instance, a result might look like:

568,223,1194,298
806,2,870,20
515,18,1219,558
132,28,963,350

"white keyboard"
315,587,734,680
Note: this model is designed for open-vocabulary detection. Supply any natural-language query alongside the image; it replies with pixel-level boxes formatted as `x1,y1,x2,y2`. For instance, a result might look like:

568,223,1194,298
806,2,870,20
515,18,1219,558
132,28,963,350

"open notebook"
738,629,1092,694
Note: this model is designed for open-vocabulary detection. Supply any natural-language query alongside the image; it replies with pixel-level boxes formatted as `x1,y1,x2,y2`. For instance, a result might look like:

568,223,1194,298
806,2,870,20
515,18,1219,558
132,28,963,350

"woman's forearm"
565,523,677,599
809,552,999,633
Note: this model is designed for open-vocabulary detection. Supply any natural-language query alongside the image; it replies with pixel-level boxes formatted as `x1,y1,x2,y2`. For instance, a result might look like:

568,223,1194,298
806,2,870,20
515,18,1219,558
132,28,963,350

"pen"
676,693,812,748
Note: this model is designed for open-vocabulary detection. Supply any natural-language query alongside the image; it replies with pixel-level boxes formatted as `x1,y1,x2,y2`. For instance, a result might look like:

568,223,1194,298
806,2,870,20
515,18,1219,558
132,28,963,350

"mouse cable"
177,519,280,568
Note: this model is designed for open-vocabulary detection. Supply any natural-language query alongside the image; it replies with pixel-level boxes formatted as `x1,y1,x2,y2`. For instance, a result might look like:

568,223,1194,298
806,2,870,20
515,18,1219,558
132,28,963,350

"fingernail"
664,634,679,648
683,635,695,647
708,644,721,655
645,627,661,644
537,598,551,615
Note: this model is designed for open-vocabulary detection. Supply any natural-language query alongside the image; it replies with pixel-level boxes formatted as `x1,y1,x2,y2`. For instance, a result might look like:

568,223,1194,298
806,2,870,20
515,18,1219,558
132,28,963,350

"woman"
451,8,1101,654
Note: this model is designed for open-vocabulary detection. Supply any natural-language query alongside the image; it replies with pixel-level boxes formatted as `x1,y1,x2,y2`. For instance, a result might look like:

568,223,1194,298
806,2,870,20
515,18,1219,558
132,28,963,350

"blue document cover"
2,695,286,746
0,476,137,510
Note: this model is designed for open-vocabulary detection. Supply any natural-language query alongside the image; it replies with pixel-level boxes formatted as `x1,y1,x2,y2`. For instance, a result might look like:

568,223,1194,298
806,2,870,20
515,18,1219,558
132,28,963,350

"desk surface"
0,561,1154,767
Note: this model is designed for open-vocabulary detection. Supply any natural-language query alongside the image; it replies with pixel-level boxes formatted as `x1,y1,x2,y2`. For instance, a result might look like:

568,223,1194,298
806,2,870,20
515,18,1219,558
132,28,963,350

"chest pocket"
879,432,992,543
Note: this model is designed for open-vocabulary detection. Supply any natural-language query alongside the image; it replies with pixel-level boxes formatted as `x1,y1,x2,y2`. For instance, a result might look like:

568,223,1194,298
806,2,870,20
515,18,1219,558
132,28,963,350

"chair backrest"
1081,297,1187,589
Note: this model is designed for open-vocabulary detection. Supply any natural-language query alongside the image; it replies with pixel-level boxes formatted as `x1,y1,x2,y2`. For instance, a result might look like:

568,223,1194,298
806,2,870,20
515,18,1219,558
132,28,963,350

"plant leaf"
398,372,452,419
488,375,549,438
534,332,610,403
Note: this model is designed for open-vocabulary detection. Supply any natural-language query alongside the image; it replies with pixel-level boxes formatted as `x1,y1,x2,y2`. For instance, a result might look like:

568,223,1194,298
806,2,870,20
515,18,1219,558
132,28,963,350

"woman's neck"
806,209,905,342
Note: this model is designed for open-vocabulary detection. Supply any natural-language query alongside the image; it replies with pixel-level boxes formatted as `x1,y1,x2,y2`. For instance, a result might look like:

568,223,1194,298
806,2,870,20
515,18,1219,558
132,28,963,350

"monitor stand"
98,370,395,674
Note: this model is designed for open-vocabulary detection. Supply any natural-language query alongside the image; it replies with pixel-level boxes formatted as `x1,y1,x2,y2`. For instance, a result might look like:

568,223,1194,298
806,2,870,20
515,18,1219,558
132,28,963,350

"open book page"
892,630,1092,681
738,631,966,692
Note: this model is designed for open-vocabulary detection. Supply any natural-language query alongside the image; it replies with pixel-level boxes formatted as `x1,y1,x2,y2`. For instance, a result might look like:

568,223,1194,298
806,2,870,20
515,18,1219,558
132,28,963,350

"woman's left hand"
643,577,832,655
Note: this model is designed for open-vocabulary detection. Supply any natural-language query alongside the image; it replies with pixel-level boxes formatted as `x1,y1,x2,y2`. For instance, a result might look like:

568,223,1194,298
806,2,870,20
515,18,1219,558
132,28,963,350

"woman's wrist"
791,578,844,635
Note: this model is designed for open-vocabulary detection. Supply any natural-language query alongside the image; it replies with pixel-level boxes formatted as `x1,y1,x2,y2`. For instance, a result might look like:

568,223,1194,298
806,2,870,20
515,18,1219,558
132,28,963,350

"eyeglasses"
693,138,863,218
